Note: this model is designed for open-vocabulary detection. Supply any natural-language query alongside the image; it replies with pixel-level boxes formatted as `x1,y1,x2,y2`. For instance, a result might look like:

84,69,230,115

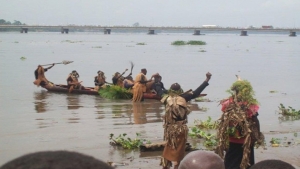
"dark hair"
0,151,114,169
170,83,181,91
250,159,295,169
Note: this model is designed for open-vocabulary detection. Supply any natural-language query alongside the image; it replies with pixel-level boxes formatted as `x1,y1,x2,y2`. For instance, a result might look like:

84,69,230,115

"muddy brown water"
0,32,300,168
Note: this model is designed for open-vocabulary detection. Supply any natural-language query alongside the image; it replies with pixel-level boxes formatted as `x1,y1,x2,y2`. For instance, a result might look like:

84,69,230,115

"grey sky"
1,0,299,28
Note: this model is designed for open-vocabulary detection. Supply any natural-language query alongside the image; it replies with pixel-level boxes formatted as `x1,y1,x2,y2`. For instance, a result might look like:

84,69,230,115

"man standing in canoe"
132,68,156,102
160,72,212,169
33,64,55,87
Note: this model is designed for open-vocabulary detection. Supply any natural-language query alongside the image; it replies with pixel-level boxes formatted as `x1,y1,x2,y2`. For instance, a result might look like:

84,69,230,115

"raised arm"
181,72,212,102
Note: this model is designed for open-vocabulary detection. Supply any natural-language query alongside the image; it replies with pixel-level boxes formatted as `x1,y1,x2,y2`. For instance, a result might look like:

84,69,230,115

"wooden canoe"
43,84,99,95
42,84,163,100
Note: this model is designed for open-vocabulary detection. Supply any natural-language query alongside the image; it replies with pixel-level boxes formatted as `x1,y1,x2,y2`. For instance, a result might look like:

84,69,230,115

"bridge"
0,25,298,36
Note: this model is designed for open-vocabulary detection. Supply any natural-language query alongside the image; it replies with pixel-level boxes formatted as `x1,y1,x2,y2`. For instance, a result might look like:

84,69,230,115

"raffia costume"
160,93,190,168
215,79,264,169
160,81,209,168
132,72,148,102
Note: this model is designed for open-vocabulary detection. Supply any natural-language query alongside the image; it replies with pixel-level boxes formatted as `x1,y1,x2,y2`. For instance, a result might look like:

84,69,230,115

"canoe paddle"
41,60,73,66
130,61,134,75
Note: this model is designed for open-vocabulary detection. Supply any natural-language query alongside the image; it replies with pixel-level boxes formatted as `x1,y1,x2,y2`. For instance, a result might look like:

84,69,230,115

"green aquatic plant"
187,40,206,45
171,40,186,45
193,116,219,129
20,57,26,60
136,42,146,45
269,90,278,93
99,85,132,99
109,133,151,149
188,117,219,149
278,103,300,116
194,97,211,102
189,127,218,149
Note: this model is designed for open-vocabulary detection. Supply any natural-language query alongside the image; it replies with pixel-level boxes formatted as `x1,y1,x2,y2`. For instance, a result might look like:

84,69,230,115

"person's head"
97,71,105,79
141,68,147,75
114,72,120,77
97,70,104,75
154,75,162,82
169,83,183,95
178,150,225,169
71,70,79,78
250,159,295,169
0,150,114,169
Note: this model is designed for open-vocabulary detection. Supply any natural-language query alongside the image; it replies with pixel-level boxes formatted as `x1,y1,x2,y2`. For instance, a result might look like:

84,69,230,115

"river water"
0,32,300,168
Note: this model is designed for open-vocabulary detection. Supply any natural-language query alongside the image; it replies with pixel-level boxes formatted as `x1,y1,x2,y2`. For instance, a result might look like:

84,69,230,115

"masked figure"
215,76,264,169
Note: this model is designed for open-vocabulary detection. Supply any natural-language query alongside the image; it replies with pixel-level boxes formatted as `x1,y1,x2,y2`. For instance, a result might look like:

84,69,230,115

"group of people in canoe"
33,63,167,101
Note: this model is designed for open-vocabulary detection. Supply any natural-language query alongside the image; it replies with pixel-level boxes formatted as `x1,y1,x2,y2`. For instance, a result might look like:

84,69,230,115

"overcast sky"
1,0,299,28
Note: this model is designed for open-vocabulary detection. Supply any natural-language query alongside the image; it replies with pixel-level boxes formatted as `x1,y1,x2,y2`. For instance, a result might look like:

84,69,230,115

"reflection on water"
67,95,82,110
34,91,48,113
279,115,300,122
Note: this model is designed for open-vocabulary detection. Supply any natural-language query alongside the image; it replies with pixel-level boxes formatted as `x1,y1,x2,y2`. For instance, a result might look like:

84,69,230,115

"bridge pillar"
148,29,155,35
104,29,111,34
240,30,248,36
193,30,201,35
20,28,28,33
61,28,69,34
289,31,296,37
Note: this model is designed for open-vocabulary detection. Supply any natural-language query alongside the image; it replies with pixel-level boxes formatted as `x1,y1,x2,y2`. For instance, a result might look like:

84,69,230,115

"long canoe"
43,84,99,95
42,84,162,100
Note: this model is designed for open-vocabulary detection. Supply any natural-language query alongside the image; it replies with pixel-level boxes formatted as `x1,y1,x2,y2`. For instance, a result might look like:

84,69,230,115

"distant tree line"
0,19,26,25
0,19,26,32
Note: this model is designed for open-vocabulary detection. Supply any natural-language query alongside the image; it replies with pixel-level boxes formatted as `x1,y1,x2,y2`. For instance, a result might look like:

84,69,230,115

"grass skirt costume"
215,79,264,169
160,94,190,168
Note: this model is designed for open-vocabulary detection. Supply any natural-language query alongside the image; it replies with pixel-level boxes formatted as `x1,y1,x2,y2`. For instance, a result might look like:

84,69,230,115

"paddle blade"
62,60,73,65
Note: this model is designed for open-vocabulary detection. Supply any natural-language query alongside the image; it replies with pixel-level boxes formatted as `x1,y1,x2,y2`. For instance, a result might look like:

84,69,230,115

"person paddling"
33,64,55,87
67,70,85,93
112,69,132,87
